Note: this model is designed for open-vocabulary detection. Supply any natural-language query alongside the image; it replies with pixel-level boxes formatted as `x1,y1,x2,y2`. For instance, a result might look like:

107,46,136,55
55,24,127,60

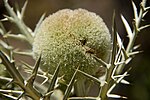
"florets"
33,8,111,82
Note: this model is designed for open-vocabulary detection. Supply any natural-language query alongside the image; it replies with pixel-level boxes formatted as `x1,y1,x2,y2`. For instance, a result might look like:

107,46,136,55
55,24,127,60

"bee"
79,38,87,46
79,38,95,54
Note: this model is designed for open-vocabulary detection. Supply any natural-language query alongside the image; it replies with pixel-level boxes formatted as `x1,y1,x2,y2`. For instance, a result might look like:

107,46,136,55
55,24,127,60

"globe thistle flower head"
33,8,111,82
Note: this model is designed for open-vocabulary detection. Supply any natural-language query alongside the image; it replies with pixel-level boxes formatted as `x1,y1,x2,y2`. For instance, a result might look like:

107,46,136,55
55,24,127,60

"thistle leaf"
110,11,117,65
121,15,133,39
131,1,138,22
76,69,101,84
3,15,15,22
0,51,24,85
0,89,23,94
128,51,143,56
107,94,127,99
142,11,149,18
92,55,108,68
27,54,41,86
0,40,13,50
145,6,150,11
120,79,130,85
1,93,18,100
139,24,150,31
3,34,27,41
133,44,141,50
34,13,46,35
21,0,28,19
116,33,123,48
63,67,78,100
46,61,61,95
3,0,33,44
0,21,7,35
0,76,13,82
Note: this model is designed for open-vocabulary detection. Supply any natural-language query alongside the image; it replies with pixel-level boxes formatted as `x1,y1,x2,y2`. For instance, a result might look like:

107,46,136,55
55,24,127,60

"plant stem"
100,64,113,100
100,0,147,99
126,0,147,53
117,0,147,74
0,51,41,99
3,0,33,45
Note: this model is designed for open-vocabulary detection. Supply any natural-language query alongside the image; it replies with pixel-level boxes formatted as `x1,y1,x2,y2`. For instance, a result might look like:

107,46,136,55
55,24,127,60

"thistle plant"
0,0,149,100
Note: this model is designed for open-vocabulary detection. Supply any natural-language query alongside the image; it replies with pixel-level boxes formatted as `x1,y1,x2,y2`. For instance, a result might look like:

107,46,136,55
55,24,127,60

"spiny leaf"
121,47,128,59
47,61,61,92
128,50,143,56
16,8,21,20
13,50,33,56
21,61,52,79
142,10,149,18
44,62,61,99
131,0,138,23
92,55,108,68
0,76,13,82
3,34,27,41
26,54,41,86
125,57,132,64
113,74,129,79
0,89,23,94
121,15,133,40
120,79,130,85
3,0,33,44
145,6,150,11
1,93,18,100
34,13,46,35
107,94,127,99
17,92,25,100
0,40,13,50
107,71,129,99
21,0,28,19
139,24,150,31
63,67,79,100
41,76,49,85
0,21,7,35
0,51,24,85
0,51,41,99
3,15,15,22
116,33,123,48
76,69,101,84
110,11,117,65
133,44,141,50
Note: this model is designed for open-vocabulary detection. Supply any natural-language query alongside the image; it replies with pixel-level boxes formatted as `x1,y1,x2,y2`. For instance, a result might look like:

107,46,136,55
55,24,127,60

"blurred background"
0,0,150,100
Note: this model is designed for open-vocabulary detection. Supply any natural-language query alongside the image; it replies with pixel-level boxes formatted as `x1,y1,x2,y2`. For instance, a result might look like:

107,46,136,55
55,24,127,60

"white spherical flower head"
33,8,111,82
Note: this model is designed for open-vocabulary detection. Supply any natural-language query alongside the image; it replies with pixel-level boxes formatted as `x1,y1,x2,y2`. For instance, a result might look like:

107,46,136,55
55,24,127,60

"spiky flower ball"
33,9,111,82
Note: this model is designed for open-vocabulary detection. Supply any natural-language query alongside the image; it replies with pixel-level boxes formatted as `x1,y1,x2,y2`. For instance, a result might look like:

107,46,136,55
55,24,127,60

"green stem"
100,64,113,100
